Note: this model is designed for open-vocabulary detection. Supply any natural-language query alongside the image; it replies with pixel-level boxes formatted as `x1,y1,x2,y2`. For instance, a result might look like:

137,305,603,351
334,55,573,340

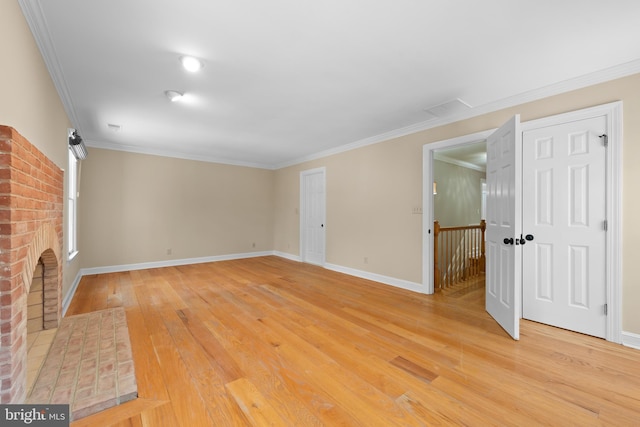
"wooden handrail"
434,220,485,290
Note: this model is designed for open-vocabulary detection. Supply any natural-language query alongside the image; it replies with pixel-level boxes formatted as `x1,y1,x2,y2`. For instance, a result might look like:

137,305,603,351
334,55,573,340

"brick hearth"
27,307,137,420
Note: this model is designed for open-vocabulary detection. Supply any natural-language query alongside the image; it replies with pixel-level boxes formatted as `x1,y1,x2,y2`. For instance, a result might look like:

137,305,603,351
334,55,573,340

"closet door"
300,168,326,266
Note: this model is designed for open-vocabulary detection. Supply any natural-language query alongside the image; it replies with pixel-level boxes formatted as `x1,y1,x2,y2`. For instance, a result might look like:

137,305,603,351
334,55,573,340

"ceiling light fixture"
180,55,204,72
164,90,184,102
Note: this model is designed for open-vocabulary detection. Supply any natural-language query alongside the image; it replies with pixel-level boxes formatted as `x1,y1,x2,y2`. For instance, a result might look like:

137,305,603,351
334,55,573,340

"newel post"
434,221,440,289
480,219,486,272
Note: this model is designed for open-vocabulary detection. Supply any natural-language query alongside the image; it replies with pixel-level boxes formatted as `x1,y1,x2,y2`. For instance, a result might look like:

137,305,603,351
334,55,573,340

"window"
68,148,79,260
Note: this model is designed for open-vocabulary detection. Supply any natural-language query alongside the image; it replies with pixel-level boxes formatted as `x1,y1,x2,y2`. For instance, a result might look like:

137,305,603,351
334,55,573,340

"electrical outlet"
166,248,172,255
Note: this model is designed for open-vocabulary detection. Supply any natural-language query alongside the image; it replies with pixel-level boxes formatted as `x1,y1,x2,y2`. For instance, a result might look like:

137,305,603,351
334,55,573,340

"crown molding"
277,59,640,169
92,58,640,171
84,139,275,170
19,0,83,132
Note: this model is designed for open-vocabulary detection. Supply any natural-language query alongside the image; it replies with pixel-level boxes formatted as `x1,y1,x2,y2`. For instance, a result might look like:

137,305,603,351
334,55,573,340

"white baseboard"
80,251,273,276
61,251,273,311
273,251,301,262
62,251,425,313
62,270,83,317
622,331,640,350
324,262,425,294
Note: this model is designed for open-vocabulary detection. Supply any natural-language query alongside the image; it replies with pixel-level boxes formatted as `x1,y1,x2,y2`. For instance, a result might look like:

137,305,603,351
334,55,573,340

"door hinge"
603,220,608,231
599,134,608,147
604,303,608,316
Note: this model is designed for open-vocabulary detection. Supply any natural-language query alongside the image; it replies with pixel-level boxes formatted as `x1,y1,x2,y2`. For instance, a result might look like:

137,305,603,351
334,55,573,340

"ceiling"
20,0,640,169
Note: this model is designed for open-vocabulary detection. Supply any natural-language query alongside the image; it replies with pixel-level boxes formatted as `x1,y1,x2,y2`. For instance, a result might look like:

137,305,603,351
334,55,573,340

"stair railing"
434,220,485,290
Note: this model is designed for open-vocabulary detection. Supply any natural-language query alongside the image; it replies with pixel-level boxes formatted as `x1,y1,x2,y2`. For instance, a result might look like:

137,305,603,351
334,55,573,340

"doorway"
422,102,622,343
432,142,487,294
300,167,326,266
422,129,493,295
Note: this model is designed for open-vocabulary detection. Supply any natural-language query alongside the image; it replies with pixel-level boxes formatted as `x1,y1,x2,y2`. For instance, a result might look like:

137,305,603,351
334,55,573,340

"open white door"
485,115,521,340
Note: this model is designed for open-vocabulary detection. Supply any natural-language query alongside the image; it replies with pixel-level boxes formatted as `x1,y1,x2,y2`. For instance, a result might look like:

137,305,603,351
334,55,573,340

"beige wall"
0,1,77,299
433,160,485,227
79,148,274,268
275,136,425,283
274,73,640,334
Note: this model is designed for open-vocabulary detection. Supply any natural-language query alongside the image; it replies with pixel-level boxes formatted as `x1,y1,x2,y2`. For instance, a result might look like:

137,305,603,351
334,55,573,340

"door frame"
422,101,622,343
300,167,327,266
422,129,494,294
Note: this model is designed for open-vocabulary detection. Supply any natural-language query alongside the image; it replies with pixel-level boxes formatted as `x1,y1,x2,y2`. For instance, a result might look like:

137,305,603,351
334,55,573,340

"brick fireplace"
0,126,64,403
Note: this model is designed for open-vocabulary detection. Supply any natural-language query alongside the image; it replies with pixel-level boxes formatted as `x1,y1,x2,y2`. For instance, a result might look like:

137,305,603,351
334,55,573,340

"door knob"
525,234,534,241
503,238,514,245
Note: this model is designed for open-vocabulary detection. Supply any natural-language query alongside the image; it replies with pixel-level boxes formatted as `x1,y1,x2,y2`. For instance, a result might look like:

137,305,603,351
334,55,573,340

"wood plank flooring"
66,256,640,426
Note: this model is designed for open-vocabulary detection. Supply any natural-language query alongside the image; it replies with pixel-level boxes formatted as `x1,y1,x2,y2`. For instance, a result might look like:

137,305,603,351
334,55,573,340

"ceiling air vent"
423,98,472,118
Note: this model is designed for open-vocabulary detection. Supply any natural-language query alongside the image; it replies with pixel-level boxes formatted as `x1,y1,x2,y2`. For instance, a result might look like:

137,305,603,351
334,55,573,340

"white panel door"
486,115,521,340
522,116,607,338
301,168,326,266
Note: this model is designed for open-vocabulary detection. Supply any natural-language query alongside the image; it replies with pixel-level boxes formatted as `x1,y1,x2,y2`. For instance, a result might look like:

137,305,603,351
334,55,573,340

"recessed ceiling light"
180,55,204,72
164,90,184,102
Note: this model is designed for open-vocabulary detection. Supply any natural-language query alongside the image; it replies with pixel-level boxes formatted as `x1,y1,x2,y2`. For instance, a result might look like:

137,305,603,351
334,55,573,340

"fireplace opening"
26,257,58,395
28,259,45,334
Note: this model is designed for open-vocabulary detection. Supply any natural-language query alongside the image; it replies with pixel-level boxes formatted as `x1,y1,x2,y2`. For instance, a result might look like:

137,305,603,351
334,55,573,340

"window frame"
67,148,79,260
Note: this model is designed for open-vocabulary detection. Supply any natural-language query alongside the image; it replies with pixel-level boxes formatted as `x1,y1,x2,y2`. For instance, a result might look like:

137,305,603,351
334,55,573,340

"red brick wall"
0,126,63,403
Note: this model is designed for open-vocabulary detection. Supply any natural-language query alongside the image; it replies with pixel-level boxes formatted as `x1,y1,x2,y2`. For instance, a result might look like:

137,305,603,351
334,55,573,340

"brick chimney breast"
0,126,64,403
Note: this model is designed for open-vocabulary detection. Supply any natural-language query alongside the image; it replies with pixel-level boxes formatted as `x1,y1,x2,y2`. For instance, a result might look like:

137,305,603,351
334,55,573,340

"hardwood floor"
66,256,640,426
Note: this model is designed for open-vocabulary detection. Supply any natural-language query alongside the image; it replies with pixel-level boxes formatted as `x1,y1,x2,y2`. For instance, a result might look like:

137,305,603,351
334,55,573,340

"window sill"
67,251,79,262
